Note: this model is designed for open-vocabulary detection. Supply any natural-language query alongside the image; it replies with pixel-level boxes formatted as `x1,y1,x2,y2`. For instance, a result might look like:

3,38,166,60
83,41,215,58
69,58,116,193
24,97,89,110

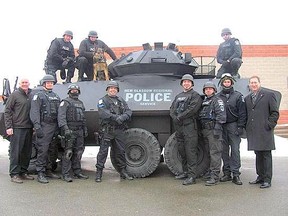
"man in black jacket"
216,28,243,78
170,74,203,186
217,73,246,185
77,31,117,81
95,80,133,182
199,81,226,186
245,76,280,189
4,78,34,183
45,30,76,83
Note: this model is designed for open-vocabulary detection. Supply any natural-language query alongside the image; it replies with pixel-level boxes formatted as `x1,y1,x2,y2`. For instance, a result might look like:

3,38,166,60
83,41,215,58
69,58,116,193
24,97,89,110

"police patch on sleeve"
33,95,38,100
97,99,105,108
235,40,240,45
60,101,65,107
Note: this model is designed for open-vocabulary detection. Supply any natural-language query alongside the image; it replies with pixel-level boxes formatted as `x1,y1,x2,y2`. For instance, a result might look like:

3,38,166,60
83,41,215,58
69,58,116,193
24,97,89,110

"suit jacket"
244,88,280,151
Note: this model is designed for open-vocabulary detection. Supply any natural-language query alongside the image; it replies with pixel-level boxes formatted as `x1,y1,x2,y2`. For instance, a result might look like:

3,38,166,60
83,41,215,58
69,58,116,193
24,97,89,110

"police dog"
93,48,109,81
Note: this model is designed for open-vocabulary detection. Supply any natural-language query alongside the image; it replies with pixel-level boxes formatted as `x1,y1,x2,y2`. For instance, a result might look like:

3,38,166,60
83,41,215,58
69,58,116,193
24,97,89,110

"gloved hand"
235,127,244,136
62,58,70,68
222,61,230,67
36,128,44,138
83,127,88,138
172,116,182,125
67,57,75,62
64,129,73,139
116,115,127,124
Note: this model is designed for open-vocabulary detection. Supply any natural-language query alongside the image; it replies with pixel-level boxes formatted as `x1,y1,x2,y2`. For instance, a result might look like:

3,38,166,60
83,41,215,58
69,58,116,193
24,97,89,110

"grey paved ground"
0,137,287,216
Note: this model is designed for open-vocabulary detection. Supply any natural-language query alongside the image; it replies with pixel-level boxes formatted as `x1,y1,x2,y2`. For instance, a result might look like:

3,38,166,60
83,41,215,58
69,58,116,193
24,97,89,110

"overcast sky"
0,0,287,87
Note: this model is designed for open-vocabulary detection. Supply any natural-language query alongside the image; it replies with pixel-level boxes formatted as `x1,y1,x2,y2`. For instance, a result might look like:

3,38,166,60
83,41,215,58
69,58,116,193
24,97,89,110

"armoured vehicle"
0,42,250,178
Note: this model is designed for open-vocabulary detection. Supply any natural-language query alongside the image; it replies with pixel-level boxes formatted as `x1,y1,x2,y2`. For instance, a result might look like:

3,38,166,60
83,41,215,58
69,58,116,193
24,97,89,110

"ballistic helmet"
40,74,55,85
203,81,217,93
88,31,98,38
67,84,80,94
180,74,194,86
221,28,232,37
63,30,73,39
218,73,236,86
106,80,119,92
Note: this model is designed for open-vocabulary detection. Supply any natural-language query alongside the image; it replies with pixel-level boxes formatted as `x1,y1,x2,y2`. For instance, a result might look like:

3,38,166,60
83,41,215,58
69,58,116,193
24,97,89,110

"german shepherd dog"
93,48,109,81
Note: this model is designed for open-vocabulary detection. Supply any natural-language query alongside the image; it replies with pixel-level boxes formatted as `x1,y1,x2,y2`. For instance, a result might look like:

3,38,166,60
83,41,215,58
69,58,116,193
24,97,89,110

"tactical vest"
101,95,125,126
63,97,85,127
38,91,60,123
199,97,215,123
47,38,73,60
220,38,238,60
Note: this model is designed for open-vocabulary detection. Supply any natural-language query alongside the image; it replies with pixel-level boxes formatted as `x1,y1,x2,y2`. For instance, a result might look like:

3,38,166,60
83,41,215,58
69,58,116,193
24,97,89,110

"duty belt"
201,121,215,130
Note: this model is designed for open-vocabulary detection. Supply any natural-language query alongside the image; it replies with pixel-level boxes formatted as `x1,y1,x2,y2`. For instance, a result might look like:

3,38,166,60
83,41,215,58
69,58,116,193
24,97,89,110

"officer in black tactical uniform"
216,28,243,78
217,73,246,185
44,30,76,83
30,74,61,183
170,74,203,186
77,31,117,81
95,80,133,182
58,84,89,182
198,81,226,186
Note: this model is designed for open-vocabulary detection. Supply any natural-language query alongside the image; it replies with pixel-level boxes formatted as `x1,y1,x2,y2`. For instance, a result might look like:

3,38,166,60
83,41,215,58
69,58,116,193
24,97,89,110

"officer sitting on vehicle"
58,84,89,182
95,80,133,182
44,30,76,84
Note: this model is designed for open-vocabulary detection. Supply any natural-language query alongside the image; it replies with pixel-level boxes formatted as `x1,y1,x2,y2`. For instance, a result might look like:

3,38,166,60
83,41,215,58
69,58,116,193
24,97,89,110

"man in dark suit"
245,76,281,189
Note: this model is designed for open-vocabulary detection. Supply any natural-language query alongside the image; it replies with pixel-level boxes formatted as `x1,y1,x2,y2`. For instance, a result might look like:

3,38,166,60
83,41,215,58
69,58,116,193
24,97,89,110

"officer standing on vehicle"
199,81,226,186
58,84,89,182
30,74,61,184
95,80,133,182
44,30,76,83
77,31,117,81
216,28,243,78
217,73,246,185
170,74,203,186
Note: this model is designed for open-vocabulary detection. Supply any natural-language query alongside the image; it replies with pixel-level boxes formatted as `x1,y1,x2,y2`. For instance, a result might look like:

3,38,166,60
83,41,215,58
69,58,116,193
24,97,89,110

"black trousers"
62,129,85,176
9,128,33,177
96,129,126,170
175,123,198,178
35,122,58,173
254,150,272,183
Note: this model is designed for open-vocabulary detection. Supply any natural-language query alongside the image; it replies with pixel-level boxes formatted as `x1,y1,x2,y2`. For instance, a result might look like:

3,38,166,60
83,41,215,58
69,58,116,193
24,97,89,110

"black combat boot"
120,169,134,180
37,172,49,184
175,172,188,180
95,169,103,183
73,173,89,179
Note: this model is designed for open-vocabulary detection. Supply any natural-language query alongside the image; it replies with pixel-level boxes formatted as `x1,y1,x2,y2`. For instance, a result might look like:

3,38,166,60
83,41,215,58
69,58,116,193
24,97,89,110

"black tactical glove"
234,127,244,136
62,125,72,139
62,58,70,68
36,128,44,138
213,123,222,139
116,114,127,124
83,127,88,138
222,61,230,67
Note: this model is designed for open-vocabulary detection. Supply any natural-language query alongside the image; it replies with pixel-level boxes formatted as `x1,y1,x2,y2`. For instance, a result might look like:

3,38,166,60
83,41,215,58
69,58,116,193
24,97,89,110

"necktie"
251,92,257,104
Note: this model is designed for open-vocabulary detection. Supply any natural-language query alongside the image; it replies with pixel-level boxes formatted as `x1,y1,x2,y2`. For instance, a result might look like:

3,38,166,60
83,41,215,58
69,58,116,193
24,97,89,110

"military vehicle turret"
0,42,250,178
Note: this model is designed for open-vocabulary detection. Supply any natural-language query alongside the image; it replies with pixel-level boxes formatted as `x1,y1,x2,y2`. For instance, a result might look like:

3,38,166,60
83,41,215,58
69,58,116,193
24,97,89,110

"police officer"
198,81,226,186
217,73,246,185
216,28,243,78
95,80,133,182
58,84,88,182
170,74,203,186
45,30,76,83
30,74,61,183
77,31,117,81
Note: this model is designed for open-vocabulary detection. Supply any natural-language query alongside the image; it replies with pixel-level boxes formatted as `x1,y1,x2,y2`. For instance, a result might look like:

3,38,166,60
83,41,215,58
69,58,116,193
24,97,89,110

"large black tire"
164,132,209,177
110,128,161,178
